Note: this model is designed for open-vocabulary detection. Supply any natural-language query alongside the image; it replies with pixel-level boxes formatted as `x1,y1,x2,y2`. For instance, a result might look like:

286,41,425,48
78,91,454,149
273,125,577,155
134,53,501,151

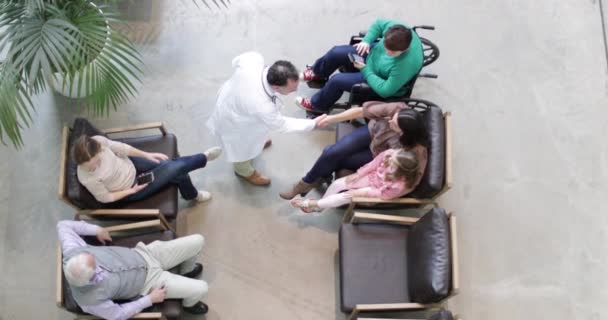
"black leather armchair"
334,99,452,216
58,118,180,221
56,217,183,319
339,208,459,320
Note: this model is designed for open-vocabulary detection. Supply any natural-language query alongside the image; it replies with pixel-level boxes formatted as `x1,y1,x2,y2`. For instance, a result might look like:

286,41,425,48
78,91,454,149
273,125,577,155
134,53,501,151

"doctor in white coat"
207,51,327,186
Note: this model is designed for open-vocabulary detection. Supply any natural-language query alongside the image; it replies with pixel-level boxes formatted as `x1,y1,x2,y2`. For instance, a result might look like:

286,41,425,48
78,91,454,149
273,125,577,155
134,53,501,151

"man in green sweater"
296,19,423,112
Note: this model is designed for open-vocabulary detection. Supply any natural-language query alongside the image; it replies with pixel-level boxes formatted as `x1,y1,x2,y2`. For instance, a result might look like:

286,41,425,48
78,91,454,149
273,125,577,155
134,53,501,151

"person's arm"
361,101,406,120
321,107,364,126
80,177,145,203
81,297,153,320
93,136,167,162
360,65,414,98
366,181,407,200
106,185,147,203
57,220,101,254
362,19,400,44
257,105,317,133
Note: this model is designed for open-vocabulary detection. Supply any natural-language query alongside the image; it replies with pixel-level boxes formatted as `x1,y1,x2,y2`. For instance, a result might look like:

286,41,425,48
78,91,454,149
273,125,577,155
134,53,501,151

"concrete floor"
1,0,607,319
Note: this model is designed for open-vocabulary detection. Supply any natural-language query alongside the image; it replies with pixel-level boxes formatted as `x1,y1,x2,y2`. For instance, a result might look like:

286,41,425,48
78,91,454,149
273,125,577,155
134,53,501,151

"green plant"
0,0,143,147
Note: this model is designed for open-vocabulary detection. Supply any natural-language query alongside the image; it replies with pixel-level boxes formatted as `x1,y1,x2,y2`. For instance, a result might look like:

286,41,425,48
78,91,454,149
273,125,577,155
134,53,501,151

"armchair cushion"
407,208,451,303
409,106,445,199
339,223,410,312
64,118,179,219
63,230,182,319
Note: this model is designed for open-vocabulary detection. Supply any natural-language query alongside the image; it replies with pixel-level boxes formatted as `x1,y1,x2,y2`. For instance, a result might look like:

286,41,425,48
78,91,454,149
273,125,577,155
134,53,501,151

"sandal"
291,198,322,214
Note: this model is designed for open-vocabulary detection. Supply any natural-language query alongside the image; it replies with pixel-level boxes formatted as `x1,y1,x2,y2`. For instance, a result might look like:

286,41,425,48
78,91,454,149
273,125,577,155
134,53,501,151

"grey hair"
64,253,95,287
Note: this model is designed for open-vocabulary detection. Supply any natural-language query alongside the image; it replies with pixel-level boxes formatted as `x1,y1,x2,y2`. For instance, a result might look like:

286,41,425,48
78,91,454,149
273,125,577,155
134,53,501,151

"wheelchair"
305,25,440,117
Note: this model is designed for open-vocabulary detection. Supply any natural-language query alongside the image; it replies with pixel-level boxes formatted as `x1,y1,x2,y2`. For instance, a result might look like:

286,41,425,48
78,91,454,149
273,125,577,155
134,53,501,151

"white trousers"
135,234,208,307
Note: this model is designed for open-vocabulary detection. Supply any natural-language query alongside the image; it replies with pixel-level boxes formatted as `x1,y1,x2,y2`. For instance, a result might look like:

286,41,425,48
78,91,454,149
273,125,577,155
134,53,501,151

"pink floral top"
352,147,428,200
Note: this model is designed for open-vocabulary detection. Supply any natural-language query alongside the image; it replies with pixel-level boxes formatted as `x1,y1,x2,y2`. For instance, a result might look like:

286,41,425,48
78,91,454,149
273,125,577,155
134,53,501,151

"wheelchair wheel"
420,37,440,67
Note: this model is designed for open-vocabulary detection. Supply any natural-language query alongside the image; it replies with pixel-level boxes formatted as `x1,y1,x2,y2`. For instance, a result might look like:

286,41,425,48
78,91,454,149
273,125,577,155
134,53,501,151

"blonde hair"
384,149,421,187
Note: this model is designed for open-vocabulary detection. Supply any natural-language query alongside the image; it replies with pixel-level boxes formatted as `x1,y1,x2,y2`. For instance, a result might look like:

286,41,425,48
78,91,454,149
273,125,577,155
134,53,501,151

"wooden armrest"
348,303,427,320
449,213,460,293
351,197,434,205
76,313,162,319
58,126,69,200
56,245,63,307
104,220,164,233
444,112,453,189
102,122,167,136
77,209,172,233
349,212,419,225
78,209,161,216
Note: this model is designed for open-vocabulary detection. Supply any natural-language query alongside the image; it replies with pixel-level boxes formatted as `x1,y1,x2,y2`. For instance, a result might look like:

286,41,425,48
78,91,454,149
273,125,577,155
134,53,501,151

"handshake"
312,114,336,129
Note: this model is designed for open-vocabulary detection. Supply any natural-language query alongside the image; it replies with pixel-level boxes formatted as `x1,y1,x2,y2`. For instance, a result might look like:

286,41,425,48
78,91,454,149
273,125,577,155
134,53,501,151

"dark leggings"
303,125,374,184
122,154,207,202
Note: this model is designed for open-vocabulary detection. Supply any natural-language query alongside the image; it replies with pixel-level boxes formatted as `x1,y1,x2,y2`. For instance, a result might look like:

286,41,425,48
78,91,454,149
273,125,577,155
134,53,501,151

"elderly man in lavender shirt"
57,220,209,319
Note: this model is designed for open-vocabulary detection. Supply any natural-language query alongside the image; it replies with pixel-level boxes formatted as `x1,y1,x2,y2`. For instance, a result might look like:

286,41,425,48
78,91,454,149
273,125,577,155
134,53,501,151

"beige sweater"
77,136,136,203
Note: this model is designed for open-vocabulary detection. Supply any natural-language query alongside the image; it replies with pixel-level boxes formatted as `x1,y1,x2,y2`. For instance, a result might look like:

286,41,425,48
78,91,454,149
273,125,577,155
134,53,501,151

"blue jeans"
303,125,374,183
122,154,207,202
310,45,366,111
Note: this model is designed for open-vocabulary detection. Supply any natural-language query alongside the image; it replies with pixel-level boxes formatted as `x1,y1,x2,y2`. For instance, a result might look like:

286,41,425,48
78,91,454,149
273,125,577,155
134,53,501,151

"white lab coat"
206,51,315,162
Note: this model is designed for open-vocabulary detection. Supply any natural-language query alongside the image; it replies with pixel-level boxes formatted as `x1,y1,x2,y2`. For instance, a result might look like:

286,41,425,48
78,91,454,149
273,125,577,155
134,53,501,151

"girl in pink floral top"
291,147,427,213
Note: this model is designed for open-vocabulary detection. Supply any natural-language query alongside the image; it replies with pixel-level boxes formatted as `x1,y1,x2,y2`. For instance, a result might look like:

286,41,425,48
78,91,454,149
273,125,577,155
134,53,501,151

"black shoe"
184,301,209,314
182,263,203,279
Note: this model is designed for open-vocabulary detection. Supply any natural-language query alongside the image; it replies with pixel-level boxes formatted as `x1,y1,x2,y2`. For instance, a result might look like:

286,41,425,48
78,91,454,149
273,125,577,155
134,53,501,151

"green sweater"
360,19,423,98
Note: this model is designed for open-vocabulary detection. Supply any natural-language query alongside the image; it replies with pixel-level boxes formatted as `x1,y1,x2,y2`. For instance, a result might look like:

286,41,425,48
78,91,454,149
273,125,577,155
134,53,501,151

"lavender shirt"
57,221,152,320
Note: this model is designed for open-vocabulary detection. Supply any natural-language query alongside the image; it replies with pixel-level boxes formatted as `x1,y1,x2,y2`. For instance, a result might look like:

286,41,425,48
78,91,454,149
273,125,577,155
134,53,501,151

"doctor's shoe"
203,146,222,161
184,301,209,315
195,190,212,202
300,66,324,82
279,179,316,200
295,97,316,112
238,170,271,186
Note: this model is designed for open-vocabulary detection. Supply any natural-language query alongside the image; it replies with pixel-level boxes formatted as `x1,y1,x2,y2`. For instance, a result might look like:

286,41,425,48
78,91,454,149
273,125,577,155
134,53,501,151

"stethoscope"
261,67,278,105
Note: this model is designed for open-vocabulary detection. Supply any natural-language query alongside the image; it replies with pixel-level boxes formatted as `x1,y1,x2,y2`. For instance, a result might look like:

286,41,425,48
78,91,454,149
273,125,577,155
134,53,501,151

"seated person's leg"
303,124,371,183
336,148,374,174
124,154,208,202
130,156,161,174
158,271,209,308
309,72,365,111
310,45,359,79
144,234,205,275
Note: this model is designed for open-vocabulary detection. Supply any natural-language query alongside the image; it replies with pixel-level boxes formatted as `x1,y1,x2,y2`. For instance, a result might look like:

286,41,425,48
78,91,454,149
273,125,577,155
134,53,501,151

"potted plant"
0,0,142,147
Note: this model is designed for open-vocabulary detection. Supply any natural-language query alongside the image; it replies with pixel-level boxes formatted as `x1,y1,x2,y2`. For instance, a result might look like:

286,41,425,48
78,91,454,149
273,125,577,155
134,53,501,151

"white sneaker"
196,190,212,202
204,146,222,161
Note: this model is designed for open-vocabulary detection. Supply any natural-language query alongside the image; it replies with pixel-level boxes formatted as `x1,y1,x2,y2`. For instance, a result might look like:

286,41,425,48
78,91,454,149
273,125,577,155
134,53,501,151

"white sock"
196,190,212,202
204,146,222,161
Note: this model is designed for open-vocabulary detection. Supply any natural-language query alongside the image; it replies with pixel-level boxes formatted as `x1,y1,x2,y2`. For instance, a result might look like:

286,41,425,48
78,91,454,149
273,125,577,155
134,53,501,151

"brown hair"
72,135,101,165
384,149,420,187
384,25,412,52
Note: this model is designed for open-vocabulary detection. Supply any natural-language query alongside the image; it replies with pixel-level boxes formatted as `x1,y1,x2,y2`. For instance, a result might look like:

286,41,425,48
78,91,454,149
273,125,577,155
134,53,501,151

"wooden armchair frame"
345,211,459,320
56,213,172,319
343,112,452,222
58,121,168,212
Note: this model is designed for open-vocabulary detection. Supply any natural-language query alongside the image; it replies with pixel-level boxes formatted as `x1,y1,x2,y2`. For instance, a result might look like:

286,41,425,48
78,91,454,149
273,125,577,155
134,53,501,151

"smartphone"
348,52,364,64
137,172,154,185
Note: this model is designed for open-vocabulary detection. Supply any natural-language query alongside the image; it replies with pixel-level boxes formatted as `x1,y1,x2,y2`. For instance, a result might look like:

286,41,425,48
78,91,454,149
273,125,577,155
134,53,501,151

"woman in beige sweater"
73,135,221,203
